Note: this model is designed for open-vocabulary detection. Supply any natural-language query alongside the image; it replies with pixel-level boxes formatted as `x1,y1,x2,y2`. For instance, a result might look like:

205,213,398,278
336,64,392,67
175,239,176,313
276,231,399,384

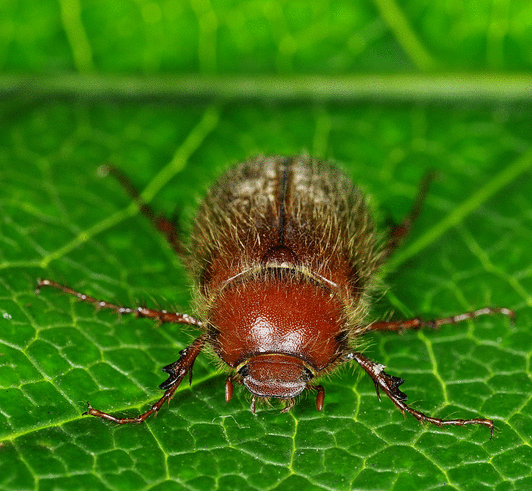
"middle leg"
369,307,514,333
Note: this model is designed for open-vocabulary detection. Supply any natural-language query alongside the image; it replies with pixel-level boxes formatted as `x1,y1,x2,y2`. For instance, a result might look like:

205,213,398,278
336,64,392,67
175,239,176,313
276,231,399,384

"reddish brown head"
238,353,313,400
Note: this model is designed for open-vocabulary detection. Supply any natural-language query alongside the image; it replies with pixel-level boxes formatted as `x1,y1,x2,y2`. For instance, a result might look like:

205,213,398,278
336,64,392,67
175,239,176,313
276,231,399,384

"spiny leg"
36,280,207,423
383,170,436,259
369,307,514,333
347,351,495,437
99,164,186,257
85,335,208,424
36,279,203,327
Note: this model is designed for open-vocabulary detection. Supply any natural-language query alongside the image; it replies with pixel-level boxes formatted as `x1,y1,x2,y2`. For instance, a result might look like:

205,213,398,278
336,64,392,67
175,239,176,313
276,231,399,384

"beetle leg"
36,279,203,327
84,334,208,424
347,351,495,437
368,307,514,333
99,164,186,257
383,170,435,259
280,398,296,413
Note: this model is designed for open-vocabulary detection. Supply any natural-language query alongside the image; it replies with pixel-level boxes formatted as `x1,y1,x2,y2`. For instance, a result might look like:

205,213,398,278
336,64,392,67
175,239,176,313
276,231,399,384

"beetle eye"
302,367,314,382
238,365,250,378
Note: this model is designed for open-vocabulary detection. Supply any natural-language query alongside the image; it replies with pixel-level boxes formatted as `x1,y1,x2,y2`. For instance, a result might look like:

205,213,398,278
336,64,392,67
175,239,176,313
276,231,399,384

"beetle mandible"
38,156,513,435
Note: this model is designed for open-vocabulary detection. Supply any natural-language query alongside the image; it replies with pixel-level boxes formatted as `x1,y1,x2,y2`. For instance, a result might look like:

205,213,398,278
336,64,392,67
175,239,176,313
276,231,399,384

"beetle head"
238,353,313,400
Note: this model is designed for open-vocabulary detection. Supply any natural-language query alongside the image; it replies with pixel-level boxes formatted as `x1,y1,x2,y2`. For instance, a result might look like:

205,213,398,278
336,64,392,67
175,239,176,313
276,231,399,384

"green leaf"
1,1,532,491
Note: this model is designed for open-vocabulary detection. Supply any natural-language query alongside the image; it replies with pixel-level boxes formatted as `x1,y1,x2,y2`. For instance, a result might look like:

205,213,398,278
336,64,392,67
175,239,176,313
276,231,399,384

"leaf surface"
1,2,532,491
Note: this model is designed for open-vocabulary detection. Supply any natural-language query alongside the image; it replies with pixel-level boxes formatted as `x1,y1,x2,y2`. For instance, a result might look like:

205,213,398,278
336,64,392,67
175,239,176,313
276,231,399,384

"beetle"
38,156,513,434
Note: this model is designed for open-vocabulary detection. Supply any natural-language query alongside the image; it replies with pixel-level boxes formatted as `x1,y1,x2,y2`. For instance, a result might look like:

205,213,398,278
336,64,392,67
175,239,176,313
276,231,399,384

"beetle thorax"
209,272,346,399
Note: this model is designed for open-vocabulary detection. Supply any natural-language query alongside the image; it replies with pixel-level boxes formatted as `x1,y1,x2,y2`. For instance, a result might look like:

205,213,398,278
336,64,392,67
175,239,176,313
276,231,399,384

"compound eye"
302,367,314,382
238,364,250,378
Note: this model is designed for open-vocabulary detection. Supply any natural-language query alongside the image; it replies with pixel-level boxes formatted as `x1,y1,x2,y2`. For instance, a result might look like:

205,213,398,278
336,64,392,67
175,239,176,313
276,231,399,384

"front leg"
36,280,208,423
347,351,495,437
85,334,208,424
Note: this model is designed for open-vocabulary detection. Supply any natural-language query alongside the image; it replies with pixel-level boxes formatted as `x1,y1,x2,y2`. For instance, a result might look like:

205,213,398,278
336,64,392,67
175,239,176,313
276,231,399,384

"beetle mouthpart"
239,354,313,400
